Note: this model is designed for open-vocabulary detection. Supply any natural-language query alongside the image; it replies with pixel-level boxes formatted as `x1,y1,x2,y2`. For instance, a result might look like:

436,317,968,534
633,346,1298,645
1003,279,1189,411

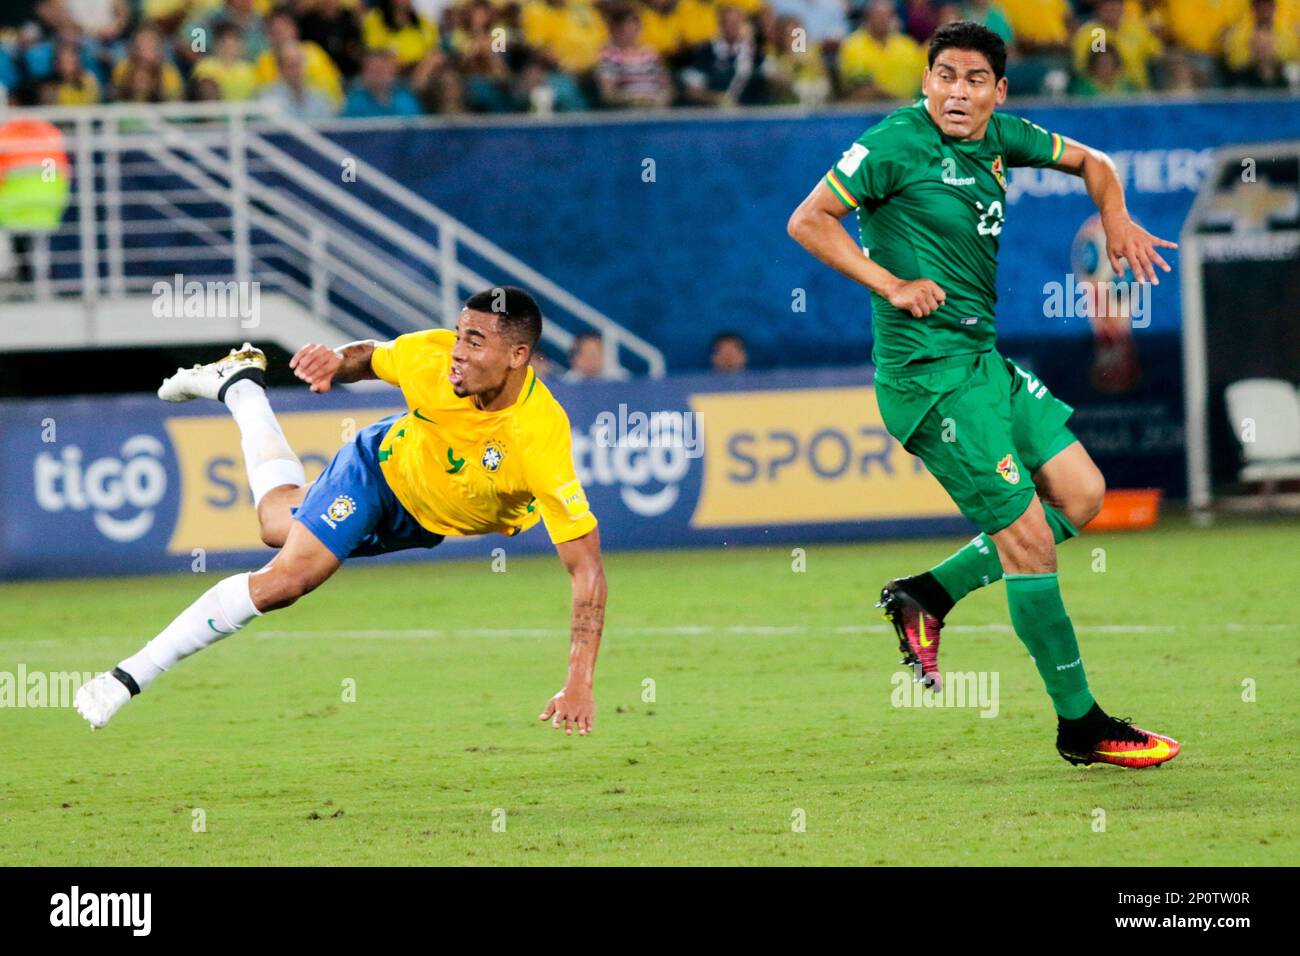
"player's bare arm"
540,527,606,737
1051,138,1177,284
787,182,947,318
289,340,382,393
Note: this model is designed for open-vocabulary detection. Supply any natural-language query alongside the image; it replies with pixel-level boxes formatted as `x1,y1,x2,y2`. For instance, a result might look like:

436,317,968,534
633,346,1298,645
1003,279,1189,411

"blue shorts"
293,414,444,562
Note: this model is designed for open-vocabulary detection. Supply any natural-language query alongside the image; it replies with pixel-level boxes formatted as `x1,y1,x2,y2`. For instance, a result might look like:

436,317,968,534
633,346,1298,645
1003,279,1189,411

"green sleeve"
997,112,1067,168
823,118,913,209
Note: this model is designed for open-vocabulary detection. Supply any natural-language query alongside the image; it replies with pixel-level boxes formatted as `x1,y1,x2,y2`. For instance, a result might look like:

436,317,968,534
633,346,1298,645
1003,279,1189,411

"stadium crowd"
1,0,1297,116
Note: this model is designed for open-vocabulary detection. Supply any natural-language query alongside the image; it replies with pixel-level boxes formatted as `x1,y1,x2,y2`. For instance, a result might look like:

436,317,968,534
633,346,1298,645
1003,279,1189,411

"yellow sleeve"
370,339,401,386
525,409,597,544
370,328,454,387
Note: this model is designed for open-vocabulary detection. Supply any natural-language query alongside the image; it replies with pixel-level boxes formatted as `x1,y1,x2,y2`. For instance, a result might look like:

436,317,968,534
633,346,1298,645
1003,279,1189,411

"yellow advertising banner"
165,408,401,554
690,387,959,527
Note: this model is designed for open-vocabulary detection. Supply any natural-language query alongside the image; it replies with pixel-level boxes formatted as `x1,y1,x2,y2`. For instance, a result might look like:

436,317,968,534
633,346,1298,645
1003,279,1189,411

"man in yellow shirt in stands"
193,22,260,101
522,0,610,72
839,0,927,100
1071,0,1162,89
639,0,721,60
256,6,344,107
76,287,608,741
999,0,1073,50
1223,0,1299,70
1157,0,1247,55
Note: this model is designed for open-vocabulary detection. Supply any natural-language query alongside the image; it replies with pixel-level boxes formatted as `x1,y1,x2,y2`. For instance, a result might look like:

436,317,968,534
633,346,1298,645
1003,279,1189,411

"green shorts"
875,349,1077,535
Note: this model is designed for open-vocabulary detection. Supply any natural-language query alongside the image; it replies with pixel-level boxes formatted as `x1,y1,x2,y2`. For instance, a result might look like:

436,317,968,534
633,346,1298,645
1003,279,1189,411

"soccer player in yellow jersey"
76,288,607,738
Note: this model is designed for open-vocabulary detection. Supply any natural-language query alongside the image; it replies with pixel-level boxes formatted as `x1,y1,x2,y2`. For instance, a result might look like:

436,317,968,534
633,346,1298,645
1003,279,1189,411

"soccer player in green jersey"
787,21,1180,768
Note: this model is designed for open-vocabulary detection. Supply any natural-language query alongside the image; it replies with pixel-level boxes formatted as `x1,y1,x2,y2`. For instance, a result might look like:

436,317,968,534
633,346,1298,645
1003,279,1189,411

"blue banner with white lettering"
0,369,979,579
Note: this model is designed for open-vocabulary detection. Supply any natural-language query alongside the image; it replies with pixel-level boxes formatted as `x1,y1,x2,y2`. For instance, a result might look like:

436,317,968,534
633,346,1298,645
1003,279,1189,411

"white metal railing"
0,100,665,376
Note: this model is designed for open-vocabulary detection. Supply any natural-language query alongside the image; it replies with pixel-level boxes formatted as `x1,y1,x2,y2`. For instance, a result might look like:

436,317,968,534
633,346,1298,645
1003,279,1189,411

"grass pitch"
1,516,1296,866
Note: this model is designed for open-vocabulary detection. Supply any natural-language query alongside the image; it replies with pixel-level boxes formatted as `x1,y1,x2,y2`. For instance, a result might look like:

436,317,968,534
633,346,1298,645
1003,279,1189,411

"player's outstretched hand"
1105,217,1177,285
289,344,343,393
540,686,594,737
887,278,946,318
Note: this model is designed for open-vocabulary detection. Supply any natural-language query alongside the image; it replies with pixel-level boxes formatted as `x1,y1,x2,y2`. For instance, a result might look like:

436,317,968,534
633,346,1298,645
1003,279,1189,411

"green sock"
1004,572,1095,718
929,503,1079,605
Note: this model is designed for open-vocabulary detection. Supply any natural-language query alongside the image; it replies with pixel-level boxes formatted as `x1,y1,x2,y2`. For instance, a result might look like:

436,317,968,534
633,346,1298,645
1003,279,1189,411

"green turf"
1,516,1296,866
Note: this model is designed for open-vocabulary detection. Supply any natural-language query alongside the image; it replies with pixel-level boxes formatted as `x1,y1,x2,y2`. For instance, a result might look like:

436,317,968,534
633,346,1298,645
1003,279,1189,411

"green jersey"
823,100,1066,371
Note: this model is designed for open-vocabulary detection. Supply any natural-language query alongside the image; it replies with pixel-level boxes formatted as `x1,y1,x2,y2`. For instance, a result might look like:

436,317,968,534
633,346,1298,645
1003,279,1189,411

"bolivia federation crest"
991,154,1007,191
481,441,505,473
996,454,1020,485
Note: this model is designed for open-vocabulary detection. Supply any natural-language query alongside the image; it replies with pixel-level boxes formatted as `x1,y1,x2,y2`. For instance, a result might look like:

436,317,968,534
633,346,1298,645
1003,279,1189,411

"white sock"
223,379,306,506
118,573,263,691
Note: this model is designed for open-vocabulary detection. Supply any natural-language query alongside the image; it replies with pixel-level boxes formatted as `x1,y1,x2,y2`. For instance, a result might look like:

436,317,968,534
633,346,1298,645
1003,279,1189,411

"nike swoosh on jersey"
412,408,437,424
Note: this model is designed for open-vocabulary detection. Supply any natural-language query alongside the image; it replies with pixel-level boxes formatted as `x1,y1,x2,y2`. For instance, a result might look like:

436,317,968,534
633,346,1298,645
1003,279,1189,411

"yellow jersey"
370,330,598,544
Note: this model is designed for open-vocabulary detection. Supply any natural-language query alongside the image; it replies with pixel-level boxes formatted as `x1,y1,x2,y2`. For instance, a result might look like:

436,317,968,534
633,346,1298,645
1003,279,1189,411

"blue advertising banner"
315,96,1300,371
0,369,976,580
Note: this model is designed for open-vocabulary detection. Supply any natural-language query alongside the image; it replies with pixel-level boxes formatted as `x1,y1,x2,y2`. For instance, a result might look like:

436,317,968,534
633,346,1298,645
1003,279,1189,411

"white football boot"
74,673,133,729
158,342,267,403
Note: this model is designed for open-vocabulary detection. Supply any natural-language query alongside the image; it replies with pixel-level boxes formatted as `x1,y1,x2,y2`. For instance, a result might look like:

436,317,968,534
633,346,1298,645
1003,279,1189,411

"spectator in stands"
113,25,185,102
191,74,224,101
1160,0,1242,64
710,331,747,373
522,0,610,78
429,61,469,113
46,38,101,104
450,0,516,112
761,10,832,105
342,47,423,116
1071,0,1162,91
181,0,269,68
959,0,1013,45
514,48,592,111
1161,49,1207,96
362,0,440,70
36,0,130,46
639,0,720,67
257,40,336,117
563,331,629,382
902,0,940,45
192,22,258,101
296,0,365,78
1223,0,1298,80
138,0,190,39
1225,13,1296,89
770,0,849,50
680,4,770,106
257,7,344,110
530,346,558,380
998,0,1071,52
1069,44,1136,96
838,0,926,101
596,6,673,108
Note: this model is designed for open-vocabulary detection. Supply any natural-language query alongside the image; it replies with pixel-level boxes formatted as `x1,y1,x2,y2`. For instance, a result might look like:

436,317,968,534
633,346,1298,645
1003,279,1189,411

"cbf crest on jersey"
991,155,1007,191
481,440,505,473
322,494,356,529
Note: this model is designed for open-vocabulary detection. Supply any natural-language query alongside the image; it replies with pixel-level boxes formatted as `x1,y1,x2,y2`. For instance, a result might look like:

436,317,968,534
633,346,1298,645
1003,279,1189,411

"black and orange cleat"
1057,711,1181,768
